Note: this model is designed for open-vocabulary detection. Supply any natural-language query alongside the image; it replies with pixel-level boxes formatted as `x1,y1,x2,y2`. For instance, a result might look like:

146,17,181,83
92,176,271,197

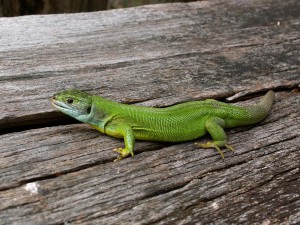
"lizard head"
51,89,93,122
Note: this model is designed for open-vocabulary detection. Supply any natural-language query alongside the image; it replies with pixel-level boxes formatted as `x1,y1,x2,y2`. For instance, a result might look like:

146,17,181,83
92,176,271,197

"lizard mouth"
51,96,90,120
51,98,74,111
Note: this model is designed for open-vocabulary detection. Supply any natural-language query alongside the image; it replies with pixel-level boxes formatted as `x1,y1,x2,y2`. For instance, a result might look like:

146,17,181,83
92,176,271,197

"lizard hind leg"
196,117,235,159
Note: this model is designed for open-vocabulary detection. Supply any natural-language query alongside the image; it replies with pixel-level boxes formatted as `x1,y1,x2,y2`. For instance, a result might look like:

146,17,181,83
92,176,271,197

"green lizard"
51,89,275,161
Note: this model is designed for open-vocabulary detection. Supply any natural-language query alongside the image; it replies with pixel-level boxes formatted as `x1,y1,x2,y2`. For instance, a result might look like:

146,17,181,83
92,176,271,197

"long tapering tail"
246,90,275,124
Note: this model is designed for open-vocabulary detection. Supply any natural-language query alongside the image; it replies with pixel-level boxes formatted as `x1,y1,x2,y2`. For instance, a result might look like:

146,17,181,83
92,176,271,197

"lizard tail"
246,90,275,123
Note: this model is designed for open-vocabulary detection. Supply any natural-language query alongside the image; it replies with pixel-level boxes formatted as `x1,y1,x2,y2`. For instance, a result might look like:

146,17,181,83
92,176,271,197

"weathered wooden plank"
0,92,299,224
0,0,300,224
0,0,299,130
0,124,167,190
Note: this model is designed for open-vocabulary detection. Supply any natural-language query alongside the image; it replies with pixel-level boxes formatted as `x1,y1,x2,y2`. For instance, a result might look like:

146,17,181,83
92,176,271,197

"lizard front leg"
196,117,235,159
105,123,135,161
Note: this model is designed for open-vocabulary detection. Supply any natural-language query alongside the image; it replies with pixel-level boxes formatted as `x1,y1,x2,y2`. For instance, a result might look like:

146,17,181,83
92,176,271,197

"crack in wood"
0,144,175,192
0,158,112,192
0,88,296,134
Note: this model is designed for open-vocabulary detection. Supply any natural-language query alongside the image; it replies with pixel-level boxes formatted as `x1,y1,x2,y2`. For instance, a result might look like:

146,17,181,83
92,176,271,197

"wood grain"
0,0,299,130
0,92,299,224
0,0,299,224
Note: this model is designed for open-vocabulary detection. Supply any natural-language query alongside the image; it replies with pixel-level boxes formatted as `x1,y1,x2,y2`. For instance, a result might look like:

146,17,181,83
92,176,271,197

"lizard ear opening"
87,106,91,114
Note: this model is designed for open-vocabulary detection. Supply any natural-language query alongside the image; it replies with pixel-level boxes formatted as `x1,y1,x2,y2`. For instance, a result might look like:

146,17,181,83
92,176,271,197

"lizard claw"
195,141,236,160
113,147,134,162
195,141,225,159
225,144,235,153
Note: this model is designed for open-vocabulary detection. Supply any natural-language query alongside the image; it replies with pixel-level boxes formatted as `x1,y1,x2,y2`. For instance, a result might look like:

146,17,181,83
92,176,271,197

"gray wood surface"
0,0,299,224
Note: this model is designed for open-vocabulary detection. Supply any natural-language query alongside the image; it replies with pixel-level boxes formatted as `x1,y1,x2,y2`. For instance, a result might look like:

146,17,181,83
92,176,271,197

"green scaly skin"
51,90,275,161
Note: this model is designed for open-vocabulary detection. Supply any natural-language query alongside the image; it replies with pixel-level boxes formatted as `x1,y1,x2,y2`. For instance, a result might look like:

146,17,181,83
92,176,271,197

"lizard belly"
133,125,207,142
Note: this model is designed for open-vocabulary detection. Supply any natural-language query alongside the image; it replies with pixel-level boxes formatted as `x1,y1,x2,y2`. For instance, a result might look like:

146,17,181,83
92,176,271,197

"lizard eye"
67,98,74,104
87,107,91,114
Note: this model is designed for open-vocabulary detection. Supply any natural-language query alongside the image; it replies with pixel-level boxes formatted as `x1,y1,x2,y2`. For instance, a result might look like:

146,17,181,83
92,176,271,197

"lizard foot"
195,141,235,160
113,147,134,162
